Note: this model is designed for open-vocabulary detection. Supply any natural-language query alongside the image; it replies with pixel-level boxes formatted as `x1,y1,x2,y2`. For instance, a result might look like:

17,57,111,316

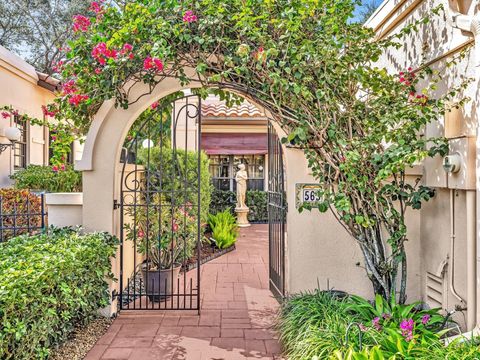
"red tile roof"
201,101,265,118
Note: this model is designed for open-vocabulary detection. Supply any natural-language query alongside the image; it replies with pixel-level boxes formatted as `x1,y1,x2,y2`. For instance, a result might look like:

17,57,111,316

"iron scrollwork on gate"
268,122,287,298
119,94,202,312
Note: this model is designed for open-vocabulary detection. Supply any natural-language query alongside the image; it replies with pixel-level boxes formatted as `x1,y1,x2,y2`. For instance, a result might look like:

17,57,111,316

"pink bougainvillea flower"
42,105,57,117
52,165,59,172
183,10,198,23
51,135,57,141
122,43,133,53
72,15,91,32
172,222,179,232
60,164,66,171
91,42,117,65
62,79,77,95
52,60,64,73
94,68,102,74
143,56,164,72
1,111,10,119
151,101,159,109
421,314,430,325
138,230,145,238
90,1,103,14
68,94,89,106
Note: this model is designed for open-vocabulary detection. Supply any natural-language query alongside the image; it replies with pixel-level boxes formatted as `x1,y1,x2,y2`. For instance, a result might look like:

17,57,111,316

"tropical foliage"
0,228,117,360
278,290,480,360
207,209,238,249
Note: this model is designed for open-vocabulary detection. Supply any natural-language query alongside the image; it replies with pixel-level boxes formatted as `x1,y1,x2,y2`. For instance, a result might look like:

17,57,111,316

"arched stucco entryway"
77,72,377,315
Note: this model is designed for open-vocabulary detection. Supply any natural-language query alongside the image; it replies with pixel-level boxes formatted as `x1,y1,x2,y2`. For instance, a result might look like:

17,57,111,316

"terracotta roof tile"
201,101,264,118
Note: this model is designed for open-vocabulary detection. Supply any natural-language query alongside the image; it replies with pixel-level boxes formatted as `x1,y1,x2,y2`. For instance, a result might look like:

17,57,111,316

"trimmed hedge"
0,228,117,360
210,189,268,222
10,165,82,193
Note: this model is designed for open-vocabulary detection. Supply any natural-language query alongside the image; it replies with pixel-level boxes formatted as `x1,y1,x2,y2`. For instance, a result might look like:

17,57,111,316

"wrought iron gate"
118,94,202,311
268,123,286,298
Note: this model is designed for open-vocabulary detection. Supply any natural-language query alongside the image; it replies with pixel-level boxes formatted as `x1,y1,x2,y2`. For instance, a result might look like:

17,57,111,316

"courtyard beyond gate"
85,224,282,360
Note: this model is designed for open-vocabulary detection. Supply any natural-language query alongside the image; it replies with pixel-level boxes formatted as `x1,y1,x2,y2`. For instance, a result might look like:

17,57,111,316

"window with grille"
13,114,27,170
208,154,265,191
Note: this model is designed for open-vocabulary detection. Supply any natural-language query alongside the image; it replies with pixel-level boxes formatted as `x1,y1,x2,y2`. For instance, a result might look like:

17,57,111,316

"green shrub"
210,189,268,222
10,165,82,192
137,146,212,224
278,290,480,360
0,189,44,241
0,228,117,360
207,209,238,249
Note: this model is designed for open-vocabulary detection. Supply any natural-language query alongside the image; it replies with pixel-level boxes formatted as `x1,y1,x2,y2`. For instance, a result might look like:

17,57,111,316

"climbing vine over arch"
26,0,470,303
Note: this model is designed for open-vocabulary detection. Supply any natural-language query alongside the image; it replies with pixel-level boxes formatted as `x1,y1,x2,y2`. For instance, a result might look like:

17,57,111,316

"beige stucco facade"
367,0,480,330
0,46,84,186
0,46,53,186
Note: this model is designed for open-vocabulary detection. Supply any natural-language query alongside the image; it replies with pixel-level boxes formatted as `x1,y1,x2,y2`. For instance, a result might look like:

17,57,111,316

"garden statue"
235,163,251,227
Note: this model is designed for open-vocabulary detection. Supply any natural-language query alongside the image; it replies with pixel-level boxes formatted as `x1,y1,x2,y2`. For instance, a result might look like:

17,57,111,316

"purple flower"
400,318,414,342
359,323,368,332
421,314,431,325
372,317,382,331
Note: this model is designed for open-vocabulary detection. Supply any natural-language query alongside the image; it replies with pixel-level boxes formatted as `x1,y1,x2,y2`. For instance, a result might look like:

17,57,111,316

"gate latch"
113,199,120,210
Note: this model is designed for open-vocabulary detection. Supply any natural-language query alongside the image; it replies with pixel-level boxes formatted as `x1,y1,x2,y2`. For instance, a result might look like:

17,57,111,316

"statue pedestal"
235,207,251,227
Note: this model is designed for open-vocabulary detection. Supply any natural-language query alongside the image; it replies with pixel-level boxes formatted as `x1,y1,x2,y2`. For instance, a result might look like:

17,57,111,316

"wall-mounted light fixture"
0,127,21,154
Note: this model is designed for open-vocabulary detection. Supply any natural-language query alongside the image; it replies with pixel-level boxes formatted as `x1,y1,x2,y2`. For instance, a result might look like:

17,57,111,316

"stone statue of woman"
235,163,248,209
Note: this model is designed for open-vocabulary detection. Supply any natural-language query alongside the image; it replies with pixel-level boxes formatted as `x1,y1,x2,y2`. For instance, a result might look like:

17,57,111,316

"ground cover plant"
207,209,238,249
10,165,82,193
0,228,117,360
278,290,480,360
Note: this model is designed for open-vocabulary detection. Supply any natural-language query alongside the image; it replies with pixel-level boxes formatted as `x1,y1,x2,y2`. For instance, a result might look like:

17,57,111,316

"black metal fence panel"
119,95,202,312
268,123,287,299
0,191,47,242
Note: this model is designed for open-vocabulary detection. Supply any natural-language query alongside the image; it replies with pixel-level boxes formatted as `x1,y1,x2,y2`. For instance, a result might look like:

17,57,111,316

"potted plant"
10,165,83,227
124,194,197,301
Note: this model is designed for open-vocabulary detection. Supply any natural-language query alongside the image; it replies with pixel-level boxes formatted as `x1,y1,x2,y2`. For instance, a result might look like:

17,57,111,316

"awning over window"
201,133,268,155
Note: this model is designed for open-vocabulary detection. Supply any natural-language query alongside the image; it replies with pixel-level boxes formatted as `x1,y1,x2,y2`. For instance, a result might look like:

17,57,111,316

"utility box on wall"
446,137,476,190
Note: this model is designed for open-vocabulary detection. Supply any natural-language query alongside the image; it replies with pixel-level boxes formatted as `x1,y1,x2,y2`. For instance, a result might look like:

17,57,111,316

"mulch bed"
49,317,112,360
182,240,235,272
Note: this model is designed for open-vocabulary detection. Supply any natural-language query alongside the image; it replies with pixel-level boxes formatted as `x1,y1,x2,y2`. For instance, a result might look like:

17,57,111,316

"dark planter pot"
141,264,181,302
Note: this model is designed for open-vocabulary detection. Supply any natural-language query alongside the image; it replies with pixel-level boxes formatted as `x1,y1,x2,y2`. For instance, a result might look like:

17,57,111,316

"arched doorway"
77,79,289,315
116,92,287,312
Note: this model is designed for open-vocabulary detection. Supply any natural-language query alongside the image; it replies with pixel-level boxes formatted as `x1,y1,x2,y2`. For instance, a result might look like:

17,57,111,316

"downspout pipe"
466,190,477,330
449,190,466,305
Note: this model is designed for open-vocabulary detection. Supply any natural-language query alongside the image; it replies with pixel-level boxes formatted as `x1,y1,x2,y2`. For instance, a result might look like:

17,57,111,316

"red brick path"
85,224,282,359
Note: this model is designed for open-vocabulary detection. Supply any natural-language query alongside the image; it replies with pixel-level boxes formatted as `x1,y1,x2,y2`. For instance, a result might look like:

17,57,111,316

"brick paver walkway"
85,224,282,360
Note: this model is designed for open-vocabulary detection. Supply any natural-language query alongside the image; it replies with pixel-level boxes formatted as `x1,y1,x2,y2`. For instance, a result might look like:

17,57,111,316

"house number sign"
295,183,322,208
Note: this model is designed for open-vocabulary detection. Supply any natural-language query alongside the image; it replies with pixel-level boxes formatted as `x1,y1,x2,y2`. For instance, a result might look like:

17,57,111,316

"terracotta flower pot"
141,264,181,302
